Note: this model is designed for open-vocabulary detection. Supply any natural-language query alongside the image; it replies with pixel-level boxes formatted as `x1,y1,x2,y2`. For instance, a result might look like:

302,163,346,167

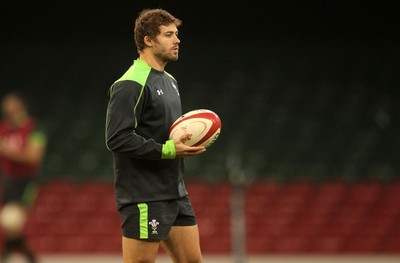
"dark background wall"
0,0,399,181
1,1,398,41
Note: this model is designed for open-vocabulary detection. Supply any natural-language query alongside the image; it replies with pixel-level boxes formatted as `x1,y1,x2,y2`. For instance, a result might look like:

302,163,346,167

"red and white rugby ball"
169,109,221,148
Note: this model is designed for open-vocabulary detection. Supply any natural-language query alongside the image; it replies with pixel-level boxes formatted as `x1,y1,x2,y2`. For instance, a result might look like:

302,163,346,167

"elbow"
105,131,116,152
106,138,116,152
106,135,122,152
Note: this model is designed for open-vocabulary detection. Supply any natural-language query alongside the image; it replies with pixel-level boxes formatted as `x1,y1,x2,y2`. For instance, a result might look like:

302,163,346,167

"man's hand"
174,134,206,157
0,138,45,164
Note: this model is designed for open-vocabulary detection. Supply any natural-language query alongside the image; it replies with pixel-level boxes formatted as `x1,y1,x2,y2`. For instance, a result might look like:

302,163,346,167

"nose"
175,35,180,44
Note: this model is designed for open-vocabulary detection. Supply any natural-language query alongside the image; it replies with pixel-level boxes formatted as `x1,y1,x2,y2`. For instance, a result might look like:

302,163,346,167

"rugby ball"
169,109,221,148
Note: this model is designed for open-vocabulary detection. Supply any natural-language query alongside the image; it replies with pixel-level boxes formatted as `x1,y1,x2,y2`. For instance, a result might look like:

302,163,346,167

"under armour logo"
156,89,164,95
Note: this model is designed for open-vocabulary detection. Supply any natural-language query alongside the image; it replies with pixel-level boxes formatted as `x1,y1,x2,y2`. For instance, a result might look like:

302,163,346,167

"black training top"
106,59,187,208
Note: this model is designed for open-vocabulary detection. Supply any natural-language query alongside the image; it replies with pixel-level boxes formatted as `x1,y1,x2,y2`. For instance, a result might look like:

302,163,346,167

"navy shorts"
119,195,197,241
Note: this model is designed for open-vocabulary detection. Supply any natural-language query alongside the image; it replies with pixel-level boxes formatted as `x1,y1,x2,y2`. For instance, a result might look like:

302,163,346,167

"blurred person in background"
106,8,205,263
0,92,47,263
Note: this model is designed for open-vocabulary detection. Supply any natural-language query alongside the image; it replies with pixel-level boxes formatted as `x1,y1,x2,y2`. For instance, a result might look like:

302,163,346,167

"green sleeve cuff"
29,131,47,147
161,139,176,159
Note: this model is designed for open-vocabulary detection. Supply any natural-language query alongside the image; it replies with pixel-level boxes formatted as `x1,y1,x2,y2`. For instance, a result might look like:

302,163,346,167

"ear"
144,36,153,47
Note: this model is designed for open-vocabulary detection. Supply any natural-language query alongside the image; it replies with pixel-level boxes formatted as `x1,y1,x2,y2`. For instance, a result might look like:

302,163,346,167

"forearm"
106,130,163,159
1,147,44,164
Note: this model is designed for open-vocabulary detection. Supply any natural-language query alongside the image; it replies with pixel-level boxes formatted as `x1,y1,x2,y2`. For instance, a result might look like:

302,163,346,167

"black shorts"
1,177,38,206
119,195,197,241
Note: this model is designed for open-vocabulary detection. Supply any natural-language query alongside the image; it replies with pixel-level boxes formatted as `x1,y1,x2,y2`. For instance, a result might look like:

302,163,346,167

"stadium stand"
1,180,400,254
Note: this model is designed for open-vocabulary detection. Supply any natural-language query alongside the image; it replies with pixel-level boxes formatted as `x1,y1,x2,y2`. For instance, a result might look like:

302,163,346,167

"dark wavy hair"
134,9,182,52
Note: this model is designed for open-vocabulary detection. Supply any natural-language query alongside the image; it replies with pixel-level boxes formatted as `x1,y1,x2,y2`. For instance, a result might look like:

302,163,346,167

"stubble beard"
153,44,179,63
156,52,179,63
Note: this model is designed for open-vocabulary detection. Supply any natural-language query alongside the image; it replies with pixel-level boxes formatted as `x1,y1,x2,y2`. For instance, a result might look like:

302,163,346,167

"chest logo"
156,89,164,95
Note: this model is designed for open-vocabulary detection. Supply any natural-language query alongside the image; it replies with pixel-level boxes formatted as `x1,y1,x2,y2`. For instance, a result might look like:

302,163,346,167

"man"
106,9,206,263
0,92,46,263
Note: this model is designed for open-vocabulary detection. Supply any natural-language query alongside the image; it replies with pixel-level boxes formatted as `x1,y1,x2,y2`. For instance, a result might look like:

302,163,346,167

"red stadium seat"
309,236,344,253
21,180,400,254
345,235,383,253
272,236,309,253
247,235,275,254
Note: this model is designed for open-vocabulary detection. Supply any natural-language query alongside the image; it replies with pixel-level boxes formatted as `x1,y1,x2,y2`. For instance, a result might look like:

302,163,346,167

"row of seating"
1,180,399,254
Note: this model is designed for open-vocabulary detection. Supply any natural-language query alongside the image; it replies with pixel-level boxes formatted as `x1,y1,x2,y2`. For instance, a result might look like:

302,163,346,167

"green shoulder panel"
109,59,152,96
116,59,152,85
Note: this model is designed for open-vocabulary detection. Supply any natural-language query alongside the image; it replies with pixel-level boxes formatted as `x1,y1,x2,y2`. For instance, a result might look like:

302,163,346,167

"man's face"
1,95,26,122
152,24,180,62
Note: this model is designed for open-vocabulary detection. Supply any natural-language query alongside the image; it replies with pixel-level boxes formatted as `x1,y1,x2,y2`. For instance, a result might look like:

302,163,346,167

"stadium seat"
309,236,344,253
20,180,400,254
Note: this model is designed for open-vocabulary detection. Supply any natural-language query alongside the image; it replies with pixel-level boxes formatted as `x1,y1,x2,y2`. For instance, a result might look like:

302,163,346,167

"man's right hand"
174,134,206,157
